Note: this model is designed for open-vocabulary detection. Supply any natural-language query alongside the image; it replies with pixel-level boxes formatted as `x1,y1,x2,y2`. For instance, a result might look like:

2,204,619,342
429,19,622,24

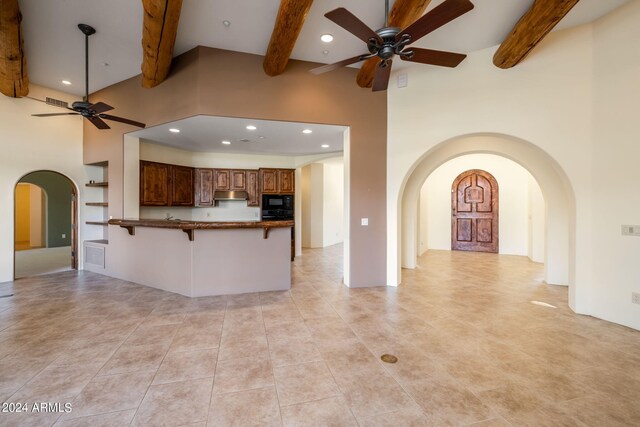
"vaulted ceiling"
2,0,632,97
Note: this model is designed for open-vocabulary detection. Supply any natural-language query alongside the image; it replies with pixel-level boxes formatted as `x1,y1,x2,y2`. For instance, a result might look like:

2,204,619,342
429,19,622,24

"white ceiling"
20,0,630,96
130,115,347,156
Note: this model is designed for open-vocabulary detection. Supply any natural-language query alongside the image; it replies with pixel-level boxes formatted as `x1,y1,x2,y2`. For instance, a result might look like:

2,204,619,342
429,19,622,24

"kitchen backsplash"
140,201,261,221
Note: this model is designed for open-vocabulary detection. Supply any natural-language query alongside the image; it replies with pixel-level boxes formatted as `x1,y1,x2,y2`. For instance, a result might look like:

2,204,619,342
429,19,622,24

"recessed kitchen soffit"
129,115,347,156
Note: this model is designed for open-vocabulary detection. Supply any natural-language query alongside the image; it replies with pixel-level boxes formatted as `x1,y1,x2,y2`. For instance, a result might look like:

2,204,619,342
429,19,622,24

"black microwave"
262,194,294,220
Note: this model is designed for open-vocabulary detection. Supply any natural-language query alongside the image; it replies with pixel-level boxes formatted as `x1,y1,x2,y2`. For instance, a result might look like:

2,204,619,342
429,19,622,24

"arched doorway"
14,171,78,279
393,134,578,309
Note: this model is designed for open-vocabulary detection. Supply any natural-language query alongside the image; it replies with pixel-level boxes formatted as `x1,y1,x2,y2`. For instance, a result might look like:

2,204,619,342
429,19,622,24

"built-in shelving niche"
84,161,109,273
84,162,109,231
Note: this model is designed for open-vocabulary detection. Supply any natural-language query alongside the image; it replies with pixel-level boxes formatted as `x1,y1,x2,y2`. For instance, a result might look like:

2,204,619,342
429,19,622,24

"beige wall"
84,47,387,287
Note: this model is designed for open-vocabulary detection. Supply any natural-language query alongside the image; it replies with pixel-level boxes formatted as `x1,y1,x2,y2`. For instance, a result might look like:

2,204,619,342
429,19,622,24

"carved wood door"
451,169,499,253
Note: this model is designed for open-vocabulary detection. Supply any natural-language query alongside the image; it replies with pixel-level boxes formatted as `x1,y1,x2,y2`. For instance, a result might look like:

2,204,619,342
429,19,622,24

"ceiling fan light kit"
311,0,474,92
32,23,146,130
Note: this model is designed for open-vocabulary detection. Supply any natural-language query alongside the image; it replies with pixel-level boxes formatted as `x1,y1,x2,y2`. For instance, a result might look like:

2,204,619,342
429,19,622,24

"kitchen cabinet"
214,169,230,190
279,169,295,194
171,165,194,206
140,161,170,206
230,170,246,190
195,168,214,207
246,170,259,207
140,160,194,206
260,169,278,194
259,168,295,194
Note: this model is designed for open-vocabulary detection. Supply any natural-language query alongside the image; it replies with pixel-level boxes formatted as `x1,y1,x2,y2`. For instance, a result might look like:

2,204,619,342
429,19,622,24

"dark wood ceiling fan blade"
90,102,114,114
100,114,146,128
325,8,382,45
397,0,474,44
32,113,80,117
310,54,368,75
402,48,466,67
87,116,111,130
372,60,392,92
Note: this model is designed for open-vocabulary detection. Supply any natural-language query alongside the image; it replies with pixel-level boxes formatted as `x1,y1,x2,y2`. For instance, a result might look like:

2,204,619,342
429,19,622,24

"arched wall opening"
418,154,545,262
395,134,577,307
13,170,78,279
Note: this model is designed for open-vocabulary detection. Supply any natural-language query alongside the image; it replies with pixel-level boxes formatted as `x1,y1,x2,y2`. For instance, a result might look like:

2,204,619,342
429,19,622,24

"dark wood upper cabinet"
140,160,194,207
143,163,293,208
171,165,194,206
260,168,295,194
140,161,170,206
195,168,214,207
214,169,230,190
230,170,246,190
246,170,259,207
279,169,295,194
260,169,278,194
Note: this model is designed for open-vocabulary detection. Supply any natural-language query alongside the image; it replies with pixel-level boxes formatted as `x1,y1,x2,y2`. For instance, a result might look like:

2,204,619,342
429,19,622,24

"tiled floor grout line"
205,298,230,426
300,280,361,424
260,293,285,427
126,316,182,426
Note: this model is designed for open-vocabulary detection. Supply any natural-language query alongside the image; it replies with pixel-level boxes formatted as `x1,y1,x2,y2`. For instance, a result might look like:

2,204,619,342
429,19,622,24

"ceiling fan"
32,24,146,130
311,0,474,91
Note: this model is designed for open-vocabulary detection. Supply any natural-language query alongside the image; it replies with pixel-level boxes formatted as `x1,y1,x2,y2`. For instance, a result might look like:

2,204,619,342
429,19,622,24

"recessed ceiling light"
320,34,334,43
322,50,329,55
222,20,231,27
222,140,231,145
169,128,180,133
321,144,330,148
302,129,313,134
61,80,71,85
246,125,257,130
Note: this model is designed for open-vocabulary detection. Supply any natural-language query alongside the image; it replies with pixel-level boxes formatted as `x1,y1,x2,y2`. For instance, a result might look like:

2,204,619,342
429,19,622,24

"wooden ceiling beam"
0,0,28,97
141,0,183,89
263,0,315,77
356,0,432,88
493,0,580,69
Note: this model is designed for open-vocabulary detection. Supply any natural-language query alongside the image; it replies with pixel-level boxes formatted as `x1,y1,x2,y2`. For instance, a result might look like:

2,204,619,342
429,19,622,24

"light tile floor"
1,246,639,426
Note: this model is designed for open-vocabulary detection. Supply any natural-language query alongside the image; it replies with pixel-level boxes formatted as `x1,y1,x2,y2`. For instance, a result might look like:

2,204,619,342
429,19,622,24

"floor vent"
85,245,105,268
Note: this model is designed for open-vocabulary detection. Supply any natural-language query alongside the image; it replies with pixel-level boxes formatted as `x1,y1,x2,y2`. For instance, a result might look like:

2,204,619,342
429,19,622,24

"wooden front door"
451,169,499,253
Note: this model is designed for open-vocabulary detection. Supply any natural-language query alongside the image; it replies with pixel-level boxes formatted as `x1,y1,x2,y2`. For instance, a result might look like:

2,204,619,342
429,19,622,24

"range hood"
213,190,249,201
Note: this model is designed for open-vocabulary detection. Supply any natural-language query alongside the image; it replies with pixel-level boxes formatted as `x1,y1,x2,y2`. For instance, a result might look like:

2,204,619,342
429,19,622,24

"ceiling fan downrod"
384,0,389,27
77,23,96,103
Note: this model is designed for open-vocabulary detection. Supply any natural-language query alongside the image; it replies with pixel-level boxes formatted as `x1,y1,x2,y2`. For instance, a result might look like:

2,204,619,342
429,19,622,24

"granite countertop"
108,218,294,230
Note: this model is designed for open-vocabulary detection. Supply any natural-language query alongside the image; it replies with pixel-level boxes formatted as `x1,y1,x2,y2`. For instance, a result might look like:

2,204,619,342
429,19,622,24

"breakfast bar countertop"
108,218,294,230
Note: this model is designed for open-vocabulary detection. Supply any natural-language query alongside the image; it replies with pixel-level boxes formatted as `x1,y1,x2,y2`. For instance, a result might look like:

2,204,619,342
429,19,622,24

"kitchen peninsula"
106,218,293,297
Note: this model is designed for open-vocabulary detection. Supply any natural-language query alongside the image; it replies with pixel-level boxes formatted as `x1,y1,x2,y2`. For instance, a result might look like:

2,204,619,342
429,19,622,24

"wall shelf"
86,221,108,226
85,202,108,207
85,239,108,245
86,182,108,187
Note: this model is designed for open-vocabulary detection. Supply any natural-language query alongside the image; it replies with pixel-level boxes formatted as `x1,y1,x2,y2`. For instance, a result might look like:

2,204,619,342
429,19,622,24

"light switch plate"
622,225,640,236
361,218,369,226
397,73,408,88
